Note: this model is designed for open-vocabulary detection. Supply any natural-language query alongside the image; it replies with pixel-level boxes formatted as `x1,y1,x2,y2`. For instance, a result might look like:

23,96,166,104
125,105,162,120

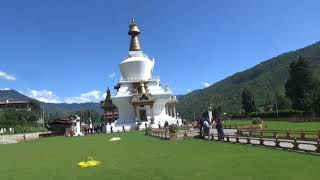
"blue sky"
1,0,320,103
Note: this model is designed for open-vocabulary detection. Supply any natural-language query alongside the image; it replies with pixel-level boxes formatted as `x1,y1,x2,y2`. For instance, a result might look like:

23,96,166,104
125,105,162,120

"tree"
4,109,19,127
275,92,292,110
211,105,222,119
0,111,6,127
241,88,257,116
285,56,319,113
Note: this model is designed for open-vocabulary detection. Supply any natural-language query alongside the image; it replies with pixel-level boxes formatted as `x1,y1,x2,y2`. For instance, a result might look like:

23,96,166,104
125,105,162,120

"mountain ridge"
177,41,320,118
0,89,102,117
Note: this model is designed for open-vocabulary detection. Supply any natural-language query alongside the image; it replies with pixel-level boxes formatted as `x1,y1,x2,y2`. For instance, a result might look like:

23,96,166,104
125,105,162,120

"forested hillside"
177,41,320,118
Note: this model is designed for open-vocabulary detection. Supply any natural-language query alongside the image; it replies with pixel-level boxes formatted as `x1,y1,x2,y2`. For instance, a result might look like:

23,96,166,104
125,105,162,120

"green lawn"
224,119,320,131
1,132,320,180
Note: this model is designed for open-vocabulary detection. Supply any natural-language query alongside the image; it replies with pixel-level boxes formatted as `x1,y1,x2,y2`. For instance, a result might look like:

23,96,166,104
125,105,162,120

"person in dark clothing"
215,118,224,141
164,121,169,128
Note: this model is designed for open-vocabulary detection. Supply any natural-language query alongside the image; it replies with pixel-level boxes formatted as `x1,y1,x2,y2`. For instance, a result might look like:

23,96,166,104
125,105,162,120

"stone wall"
0,132,48,144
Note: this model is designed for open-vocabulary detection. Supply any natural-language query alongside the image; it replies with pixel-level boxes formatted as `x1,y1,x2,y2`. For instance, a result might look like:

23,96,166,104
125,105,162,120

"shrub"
169,124,178,133
252,118,264,124
13,126,47,134
249,110,304,118
145,126,152,135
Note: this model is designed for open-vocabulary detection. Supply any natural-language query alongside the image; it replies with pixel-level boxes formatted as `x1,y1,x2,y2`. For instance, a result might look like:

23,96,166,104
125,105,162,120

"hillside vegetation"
177,41,320,118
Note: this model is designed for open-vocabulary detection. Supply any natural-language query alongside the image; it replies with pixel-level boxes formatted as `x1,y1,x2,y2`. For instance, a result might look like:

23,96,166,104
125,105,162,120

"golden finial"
128,18,141,51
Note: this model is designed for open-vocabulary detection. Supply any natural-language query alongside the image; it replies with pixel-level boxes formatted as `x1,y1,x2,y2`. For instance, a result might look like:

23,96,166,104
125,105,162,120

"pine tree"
285,56,319,112
241,88,257,116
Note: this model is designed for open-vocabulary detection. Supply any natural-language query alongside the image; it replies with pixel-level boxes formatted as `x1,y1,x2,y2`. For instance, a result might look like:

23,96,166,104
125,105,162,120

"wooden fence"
238,129,320,141
147,127,320,154
147,128,194,140
209,134,320,154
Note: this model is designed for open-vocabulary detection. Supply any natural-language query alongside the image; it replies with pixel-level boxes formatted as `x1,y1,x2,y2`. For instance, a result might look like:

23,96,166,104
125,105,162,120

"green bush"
13,126,47,134
252,118,264,124
145,126,152,135
169,124,178,133
249,110,304,118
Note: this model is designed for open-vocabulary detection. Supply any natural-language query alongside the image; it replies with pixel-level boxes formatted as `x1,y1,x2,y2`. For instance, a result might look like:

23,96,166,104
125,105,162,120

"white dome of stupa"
119,18,155,81
120,52,154,81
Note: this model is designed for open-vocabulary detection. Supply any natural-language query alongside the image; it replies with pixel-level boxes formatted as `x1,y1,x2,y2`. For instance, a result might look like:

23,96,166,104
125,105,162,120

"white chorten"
106,19,181,132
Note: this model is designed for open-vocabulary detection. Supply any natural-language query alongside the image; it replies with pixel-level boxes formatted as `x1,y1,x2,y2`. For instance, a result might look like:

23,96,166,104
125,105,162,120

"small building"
0,100,33,111
48,118,74,136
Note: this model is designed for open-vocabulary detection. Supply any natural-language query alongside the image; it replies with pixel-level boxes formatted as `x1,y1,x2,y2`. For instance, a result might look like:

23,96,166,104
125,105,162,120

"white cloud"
0,88,11,90
102,92,107,99
64,90,101,104
22,89,104,104
201,82,211,87
108,73,116,79
23,89,62,103
186,89,192,93
0,71,16,81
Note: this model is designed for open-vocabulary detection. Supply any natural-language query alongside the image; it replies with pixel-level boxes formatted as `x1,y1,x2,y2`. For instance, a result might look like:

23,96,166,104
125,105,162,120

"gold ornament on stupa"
128,18,142,51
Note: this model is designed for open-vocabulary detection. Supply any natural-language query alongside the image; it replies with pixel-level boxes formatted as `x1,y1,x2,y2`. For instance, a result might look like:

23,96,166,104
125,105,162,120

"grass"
224,119,320,131
1,132,320,180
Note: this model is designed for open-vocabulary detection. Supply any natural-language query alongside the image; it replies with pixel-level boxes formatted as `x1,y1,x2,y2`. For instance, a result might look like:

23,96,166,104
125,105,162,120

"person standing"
215,118,224,141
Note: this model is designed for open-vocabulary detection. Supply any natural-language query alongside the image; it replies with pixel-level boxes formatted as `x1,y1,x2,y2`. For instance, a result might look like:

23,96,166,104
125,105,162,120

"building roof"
50,118,73,124
0,100,32,105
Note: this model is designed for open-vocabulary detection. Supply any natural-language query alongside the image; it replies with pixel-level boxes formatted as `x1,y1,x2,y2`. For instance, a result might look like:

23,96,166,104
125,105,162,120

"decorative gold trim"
128,18,142,51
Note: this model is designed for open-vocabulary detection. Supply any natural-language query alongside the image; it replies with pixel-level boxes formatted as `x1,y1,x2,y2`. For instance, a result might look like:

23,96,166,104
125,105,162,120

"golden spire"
128,18,142,51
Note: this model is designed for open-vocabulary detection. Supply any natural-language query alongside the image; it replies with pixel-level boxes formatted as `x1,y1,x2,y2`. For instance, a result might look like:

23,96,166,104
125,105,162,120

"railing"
209,134,320,154
119,76,160,82
238,129,320,141
123,52,149,60
147,128,194,140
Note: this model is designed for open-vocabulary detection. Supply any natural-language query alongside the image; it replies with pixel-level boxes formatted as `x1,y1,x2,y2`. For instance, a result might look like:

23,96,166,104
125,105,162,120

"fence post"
300,129,305,139
236,134,239,143
246,135,250,144
164,128,167,139
184,130,188,138
286,130,290,138
259,136,264,145
293,137,299,150
211,134,214,141
275,135,280,148
316,138,320,153
273,132,277,139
